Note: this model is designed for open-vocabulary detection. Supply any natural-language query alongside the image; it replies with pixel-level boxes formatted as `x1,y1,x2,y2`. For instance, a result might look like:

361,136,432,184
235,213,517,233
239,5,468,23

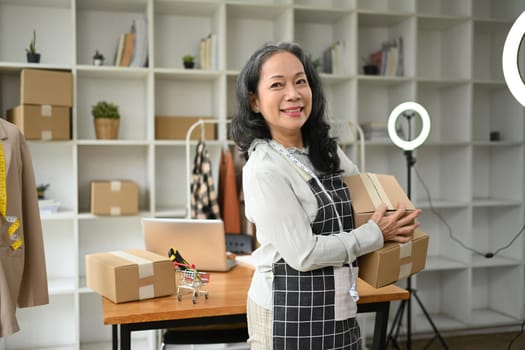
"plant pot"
183,61,195,69
93,58,104,66
94,118,120,139
363,64,379,75
27,52,41,63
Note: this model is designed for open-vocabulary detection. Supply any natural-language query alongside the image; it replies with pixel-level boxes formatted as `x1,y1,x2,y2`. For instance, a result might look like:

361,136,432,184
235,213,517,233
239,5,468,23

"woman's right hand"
370,203,421,243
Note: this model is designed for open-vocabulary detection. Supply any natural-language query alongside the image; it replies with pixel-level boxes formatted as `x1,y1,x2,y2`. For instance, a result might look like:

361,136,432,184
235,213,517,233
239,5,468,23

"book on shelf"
113,33,125,66
370,36,404,77
321,41,345,74
130,15,148,68
119,32,136,67
199,33,218,70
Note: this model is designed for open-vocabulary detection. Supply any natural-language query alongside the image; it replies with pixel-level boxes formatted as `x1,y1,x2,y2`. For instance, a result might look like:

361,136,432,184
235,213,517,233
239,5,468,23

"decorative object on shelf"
490,131,501,141
182,54,195,69
92,50,104,66
36,184,50,199
361,57,379,75
26,29,40,63
363,64,379,75
92,101,120,139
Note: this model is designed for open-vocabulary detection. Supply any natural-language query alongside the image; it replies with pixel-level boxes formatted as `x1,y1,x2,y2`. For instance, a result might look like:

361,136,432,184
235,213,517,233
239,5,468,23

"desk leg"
112,325,118,350
120,325,131,350
372,302,390,350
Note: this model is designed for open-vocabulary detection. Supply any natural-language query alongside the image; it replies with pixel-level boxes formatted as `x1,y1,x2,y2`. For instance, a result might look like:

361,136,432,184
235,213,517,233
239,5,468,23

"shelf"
2,1,524,348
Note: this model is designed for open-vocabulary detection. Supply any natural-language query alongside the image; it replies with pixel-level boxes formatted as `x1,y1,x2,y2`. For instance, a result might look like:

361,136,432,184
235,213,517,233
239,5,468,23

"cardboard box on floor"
7,104,71,140
85,249,175,303
90,180,139,215
344,173,415,227
358,230,429,288
20,69,73,107
155,116,216,140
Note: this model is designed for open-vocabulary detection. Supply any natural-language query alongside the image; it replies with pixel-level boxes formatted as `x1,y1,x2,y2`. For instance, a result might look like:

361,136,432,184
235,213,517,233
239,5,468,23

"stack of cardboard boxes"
7,69,72,140
345,173,429,288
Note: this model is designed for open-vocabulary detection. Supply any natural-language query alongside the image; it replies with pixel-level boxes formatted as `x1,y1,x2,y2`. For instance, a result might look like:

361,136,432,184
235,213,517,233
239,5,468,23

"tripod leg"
412,290,449,349
387,300,406,349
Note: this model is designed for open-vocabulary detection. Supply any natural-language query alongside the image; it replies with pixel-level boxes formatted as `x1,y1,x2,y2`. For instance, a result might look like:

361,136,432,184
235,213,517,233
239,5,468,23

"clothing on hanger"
190,140,220,219
218,146,241,234
0,118,49,337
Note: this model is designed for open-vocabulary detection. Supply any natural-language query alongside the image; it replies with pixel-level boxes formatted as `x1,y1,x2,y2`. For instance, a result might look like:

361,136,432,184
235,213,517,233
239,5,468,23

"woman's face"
251,51,312,146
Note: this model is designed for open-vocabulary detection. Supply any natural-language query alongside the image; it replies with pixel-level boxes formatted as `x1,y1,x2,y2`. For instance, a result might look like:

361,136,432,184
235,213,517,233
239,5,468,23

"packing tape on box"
399,262,413,280
41,130,52,141
41,105,52,117
399,240,412,259
110,251,155,300
398,240,413,279
110,181,122,192
110,206,121,216
361,173,393,208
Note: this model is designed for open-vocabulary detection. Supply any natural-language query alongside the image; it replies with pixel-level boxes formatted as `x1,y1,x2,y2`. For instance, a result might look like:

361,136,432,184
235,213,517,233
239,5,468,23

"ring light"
502,10,525,107
387,101,431,151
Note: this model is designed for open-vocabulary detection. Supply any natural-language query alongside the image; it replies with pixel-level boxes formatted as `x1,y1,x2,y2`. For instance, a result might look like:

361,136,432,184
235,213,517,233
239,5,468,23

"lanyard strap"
0,143,22,250
268,140,344,233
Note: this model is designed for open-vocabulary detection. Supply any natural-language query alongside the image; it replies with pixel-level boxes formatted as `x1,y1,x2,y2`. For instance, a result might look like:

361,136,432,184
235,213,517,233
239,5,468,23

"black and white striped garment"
272,172,361,350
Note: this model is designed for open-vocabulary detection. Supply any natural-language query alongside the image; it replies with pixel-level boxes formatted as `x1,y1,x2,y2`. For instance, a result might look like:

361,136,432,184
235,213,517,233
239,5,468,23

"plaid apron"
272,173,361,350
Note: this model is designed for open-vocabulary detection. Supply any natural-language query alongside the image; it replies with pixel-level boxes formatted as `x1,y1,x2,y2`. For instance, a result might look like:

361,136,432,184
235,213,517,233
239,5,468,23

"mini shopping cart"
168,248,210,304
175,269,209,303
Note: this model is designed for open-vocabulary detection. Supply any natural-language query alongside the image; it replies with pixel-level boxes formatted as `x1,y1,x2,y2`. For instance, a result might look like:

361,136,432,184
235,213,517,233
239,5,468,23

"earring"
254,108,260,114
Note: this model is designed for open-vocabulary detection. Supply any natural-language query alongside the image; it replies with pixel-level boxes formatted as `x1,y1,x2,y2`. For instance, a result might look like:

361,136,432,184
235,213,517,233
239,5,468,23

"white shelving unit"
0,0,524,349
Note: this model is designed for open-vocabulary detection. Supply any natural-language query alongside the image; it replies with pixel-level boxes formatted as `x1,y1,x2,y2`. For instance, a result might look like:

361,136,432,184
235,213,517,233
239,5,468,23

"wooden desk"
102,263,408,350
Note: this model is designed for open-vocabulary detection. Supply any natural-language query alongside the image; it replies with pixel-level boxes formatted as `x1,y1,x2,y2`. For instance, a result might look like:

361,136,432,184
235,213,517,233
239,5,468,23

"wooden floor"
378,330,525,350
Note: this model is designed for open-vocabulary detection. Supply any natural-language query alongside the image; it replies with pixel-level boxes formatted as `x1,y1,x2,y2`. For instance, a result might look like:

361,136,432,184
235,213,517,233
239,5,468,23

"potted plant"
182,54,195,69
26,29,41,63
92,101,120,139
36,184,50,199
93,50,104,66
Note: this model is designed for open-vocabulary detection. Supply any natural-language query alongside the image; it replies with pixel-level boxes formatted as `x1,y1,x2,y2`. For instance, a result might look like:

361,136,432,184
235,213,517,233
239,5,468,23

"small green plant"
182,54,195,63
91,101,120,119
93,50,104,61
36,184,49,199
26,29,37,54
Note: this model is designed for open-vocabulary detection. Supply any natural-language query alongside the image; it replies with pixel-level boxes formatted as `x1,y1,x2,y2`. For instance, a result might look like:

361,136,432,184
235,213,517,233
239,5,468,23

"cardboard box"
6,104,71,140
358,230,429,288
20,69,73,107
344,173,415,228
155,116,216,140
85,249,175,303
90,180,139,215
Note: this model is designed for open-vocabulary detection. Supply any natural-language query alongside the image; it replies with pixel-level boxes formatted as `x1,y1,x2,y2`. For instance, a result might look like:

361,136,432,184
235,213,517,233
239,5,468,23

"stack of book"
368,36,404,77
199,33,218,70
321,41,345,74
113,16,148,67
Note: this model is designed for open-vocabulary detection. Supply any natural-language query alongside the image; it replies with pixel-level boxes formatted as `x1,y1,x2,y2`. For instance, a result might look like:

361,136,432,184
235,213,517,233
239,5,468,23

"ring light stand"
385,102,448,350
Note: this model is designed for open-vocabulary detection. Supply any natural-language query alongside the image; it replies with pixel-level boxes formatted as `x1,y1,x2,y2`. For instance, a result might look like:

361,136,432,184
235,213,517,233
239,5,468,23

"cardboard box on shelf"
85,249,175,303
20,69,73,107
155,116,216,140
344,172,415,228
6,104,71,140
90,180,139,215
358,230,429,288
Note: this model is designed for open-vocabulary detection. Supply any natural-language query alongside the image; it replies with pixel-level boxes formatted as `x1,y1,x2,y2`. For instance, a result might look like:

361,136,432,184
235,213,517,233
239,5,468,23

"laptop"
142,218,237,272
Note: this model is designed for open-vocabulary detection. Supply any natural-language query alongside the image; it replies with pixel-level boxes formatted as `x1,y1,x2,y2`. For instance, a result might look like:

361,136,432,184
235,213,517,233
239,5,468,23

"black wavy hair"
230,42,340,174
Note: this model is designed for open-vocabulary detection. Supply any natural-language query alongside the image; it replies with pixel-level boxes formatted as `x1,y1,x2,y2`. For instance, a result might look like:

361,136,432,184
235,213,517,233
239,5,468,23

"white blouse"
243,139,384,310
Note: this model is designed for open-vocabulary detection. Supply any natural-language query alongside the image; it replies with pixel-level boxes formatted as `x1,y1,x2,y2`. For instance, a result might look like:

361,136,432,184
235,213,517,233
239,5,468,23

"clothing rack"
185,119,232,218
331,119,366,172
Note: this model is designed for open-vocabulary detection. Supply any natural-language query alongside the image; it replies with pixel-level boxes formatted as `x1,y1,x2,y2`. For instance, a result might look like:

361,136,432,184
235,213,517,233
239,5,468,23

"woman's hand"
370,203,421,243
